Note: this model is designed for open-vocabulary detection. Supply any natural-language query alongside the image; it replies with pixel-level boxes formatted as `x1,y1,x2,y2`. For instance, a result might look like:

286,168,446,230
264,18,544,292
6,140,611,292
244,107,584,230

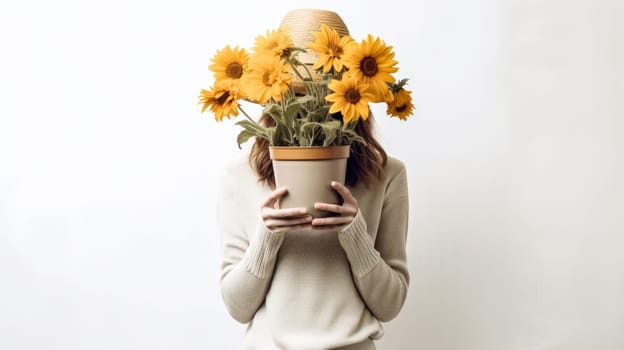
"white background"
1,0,622,349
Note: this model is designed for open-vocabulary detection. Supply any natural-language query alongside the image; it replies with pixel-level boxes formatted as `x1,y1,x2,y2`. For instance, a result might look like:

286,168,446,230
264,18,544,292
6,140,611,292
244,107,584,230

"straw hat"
278,9,350,93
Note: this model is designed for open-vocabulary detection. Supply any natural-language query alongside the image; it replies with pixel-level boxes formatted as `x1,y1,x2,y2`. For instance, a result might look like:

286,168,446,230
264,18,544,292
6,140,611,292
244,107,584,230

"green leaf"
299,122,318,146
268,124,295,146
319,120,341,146
340,128,366,145
300,120,342,146
283,102,301,127
295,95,316,105
305,107,329,123
236,129,256,149
263,103,285,125
265,127,276,145
264,103,281,114
235,119,268,138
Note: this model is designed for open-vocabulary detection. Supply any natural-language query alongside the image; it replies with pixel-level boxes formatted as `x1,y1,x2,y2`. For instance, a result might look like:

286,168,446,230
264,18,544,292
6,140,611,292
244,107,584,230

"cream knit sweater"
218,155,410,350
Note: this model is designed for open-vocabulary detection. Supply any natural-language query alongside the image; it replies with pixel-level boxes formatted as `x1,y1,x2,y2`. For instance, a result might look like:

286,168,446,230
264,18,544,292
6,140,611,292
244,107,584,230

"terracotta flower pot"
269,145,350,218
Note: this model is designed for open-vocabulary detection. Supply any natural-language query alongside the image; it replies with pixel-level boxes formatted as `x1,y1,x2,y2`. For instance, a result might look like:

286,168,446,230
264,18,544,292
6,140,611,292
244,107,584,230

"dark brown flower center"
345,88,361,104
360,56,378,77
262,72,271,85
395,104,407,112
226,63,243,79
329,44,343,57
216,91,230,105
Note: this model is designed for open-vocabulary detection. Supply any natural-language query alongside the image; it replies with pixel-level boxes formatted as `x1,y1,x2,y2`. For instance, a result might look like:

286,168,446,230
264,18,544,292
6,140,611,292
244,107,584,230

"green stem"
239,105,261,127
301,63,314,80
286,99,295,143
292,65,307,83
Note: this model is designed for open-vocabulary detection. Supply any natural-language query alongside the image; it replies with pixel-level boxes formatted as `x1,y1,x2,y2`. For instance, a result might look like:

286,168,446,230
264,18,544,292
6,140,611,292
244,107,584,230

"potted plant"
198,9,414,217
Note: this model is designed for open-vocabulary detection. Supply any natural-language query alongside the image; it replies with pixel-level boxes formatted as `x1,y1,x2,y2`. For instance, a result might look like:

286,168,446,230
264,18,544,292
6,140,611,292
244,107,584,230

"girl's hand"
311,181,358,231
261,187,312,233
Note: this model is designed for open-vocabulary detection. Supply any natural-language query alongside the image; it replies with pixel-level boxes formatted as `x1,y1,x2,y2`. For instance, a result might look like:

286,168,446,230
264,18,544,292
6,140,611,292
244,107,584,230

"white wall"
0,0,622,349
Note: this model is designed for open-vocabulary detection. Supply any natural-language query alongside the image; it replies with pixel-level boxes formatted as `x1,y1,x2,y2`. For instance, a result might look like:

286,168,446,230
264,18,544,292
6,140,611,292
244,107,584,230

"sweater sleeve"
218,169,284,324
338,165,410,322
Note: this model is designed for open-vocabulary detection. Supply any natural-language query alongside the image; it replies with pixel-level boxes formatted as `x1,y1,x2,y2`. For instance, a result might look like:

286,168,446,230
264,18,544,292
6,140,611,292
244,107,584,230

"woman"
214,7,411,349
218,111,410,349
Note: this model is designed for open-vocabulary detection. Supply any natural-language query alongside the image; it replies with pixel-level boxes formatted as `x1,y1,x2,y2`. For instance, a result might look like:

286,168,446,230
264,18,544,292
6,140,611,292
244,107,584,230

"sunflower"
386,87,414,120
198,80,241,121
342,34,398,102
241,54,292,104
307,24,354,74
209,45,249,84
253,29,293,58
326,76,376,123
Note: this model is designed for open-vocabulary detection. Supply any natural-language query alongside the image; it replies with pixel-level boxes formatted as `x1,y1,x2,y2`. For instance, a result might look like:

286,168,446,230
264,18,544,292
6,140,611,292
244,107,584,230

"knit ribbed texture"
243,227,284,279
338,211,382,278
219,156,409,348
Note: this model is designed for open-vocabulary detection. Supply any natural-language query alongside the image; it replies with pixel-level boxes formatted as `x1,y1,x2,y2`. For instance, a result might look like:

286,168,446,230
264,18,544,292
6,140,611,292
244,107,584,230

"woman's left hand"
311,181,358,231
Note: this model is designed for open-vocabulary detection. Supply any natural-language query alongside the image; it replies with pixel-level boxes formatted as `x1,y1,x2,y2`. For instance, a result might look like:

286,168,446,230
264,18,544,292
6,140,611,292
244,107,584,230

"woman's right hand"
261,187,312,233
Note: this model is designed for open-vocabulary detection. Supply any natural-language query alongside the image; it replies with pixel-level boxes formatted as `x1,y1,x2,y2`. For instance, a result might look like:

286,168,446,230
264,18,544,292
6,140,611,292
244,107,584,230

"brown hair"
249,114,388,188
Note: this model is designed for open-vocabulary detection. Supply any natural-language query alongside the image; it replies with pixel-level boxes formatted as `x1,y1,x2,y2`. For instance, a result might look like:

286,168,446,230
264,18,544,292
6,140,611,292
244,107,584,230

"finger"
262,207,308,220
314,202,357,215
265,216,313,228
331,181,357,206
311,216,354,226
262,187,288,208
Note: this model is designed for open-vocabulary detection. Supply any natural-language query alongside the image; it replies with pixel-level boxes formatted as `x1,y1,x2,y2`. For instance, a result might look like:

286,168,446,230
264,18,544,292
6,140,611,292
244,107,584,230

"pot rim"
269,145,351,160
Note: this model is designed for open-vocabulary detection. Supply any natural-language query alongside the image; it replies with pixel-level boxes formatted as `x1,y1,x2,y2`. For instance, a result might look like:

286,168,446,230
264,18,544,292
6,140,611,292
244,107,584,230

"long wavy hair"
249,114,388,188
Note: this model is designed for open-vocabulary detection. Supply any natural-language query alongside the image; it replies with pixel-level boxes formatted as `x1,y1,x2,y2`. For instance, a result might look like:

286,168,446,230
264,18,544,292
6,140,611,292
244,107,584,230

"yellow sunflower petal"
325,76,373,123
307,24,353,74
386,88,415,120
241,54,292,104
342,34,398,101
253,29,293,58
209,45,249,83
198,80,241,121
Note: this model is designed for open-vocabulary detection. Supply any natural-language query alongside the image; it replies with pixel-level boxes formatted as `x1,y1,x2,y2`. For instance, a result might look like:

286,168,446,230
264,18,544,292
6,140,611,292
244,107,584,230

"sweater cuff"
338,210,381,278
242,224,284,279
